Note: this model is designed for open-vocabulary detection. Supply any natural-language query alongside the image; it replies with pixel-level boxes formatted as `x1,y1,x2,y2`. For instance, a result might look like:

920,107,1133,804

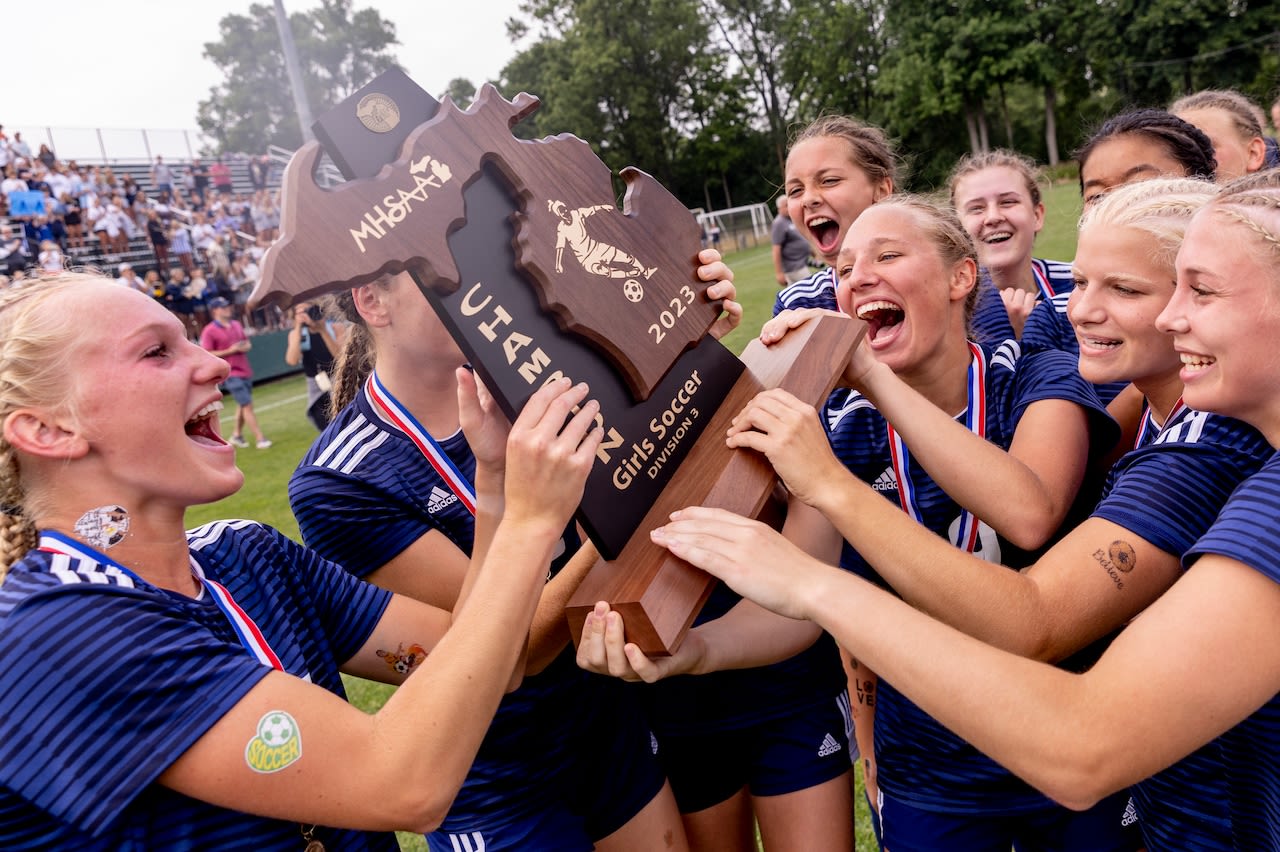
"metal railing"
6,125,207,165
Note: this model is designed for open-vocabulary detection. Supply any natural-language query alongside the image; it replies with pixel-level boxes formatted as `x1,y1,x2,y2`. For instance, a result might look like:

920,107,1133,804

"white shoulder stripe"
826,393,875,430
338,430,390,474
991,339,1020,373
188,518,259,551
315,414,376,467
46,553,137,588
777,269,834,303
320,421,385,472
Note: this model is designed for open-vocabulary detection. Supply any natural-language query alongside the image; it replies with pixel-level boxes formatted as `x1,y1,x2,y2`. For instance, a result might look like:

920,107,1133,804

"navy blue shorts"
878,788,1142,852
428,808,593,852
426,678,664,850
572,677,667,840
657,689,853,813
221,375,253,406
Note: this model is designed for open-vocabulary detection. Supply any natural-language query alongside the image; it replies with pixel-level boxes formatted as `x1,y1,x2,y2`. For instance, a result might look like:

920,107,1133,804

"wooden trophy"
253,69,863,655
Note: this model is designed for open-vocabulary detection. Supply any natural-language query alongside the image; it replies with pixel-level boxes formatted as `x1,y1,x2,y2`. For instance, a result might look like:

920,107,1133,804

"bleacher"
2,153,285,277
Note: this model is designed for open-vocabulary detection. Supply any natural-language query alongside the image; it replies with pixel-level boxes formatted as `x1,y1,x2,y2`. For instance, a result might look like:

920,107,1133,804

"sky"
4,0,526,159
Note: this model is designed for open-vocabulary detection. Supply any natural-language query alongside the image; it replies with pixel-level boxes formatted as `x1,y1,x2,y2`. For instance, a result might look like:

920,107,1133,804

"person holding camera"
285,300,343,429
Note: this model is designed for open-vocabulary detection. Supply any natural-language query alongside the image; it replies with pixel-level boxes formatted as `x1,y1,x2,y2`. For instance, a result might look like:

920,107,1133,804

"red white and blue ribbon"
1134,396,1186,449
39,530,287,673
1031,259,1058,300
188,558,285,671
886,342,987,553
366,371,476,515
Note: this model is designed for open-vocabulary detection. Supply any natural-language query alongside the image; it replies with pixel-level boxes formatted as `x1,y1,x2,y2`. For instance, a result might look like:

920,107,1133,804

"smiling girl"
640,179,1280,852
588,195,1126,851
774,115,895,317
0,273,602,849
949,150,1070,342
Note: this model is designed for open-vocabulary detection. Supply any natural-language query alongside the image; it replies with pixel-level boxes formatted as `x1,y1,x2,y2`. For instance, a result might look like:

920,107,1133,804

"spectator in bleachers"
36,143,55,171
252,190,279,242
37,240,63,273
249,154,269,191
145,208,169,269
188,157,210,206
9,132,31,162
185,267,212,328
169,218,194,273
121,174,140,209
165,265,199,338
190,210,217,257
0,224,29,276
204,231,231,282
143,267,164,299
61,192,84,251
45,163,71,201
115,262,147,293
1,165,27,198
210,157,233,197
150,155,173,196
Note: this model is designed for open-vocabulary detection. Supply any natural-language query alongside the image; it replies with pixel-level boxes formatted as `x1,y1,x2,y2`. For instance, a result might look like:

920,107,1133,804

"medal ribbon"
366,371,476,515
1031,259,1057,300
887,342,987,553
39,530,285,671
1133,396,1186,449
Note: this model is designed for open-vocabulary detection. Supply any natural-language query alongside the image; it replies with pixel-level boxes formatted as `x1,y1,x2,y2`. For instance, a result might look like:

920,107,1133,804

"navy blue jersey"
289,380,606,837
0,522,395,851
969,258,1074,348
773,266,837,316
1184,450,1280,851
1093,406,1271,851
826,340,1117,814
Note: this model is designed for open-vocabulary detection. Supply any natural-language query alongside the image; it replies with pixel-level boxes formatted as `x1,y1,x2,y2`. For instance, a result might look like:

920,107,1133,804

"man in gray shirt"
771,195,812,286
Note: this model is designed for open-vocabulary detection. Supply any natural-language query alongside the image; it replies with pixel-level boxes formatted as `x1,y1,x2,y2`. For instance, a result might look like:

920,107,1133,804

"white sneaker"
256,439,273,449
229,435,249,448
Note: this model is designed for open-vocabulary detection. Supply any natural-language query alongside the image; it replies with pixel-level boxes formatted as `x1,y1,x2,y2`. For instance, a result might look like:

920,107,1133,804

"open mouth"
807,216,842,255
856,299,905,344
185,400,226,446
982,231,1013,245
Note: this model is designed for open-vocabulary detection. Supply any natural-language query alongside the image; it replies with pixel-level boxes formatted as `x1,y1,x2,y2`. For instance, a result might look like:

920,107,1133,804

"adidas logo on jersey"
650,732,660,755
1121,796,1138,827
427,486,459,514
818,733,842,757
872,467,898,493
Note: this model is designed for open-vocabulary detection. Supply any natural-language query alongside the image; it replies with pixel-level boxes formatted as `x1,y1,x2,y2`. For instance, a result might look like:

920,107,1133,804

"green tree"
198,0,401,154
501,0,714,191
441,77,478,107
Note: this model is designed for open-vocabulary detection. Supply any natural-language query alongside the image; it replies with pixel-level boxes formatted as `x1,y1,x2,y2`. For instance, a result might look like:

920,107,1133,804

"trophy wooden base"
566,314,865,656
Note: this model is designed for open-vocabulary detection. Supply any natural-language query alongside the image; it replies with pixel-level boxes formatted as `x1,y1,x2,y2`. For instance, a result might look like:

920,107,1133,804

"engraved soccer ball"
623,279,644,302
259,712,297,747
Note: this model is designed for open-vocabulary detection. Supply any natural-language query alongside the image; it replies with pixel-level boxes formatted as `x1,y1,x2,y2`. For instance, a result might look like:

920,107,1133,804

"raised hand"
456,367,510,474
502,377,602,531
1000,287,1037,338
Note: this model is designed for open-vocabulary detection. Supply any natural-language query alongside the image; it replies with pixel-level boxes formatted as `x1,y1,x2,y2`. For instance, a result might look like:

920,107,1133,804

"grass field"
199,183,1083,850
